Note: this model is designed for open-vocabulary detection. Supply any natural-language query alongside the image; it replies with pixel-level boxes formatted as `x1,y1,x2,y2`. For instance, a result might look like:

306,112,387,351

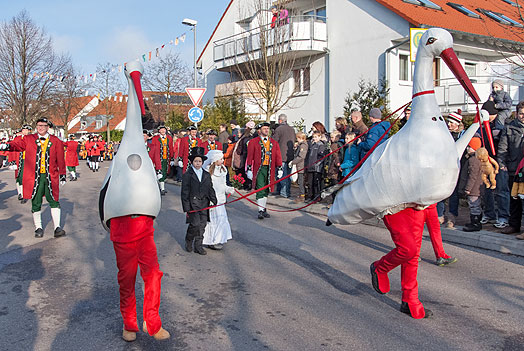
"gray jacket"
290,141,308,174
272,123,296,163
497,118,524,173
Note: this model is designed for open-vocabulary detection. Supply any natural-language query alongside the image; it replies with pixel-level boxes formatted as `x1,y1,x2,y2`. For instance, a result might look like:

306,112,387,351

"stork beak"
440,48,480,104
129,71,145,116
441,47,495,154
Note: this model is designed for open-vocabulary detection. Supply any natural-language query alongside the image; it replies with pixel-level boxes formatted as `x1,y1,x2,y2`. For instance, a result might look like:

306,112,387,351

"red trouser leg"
375,207,426,319
424,204,450,260
113,241,139,332
137,235,163,336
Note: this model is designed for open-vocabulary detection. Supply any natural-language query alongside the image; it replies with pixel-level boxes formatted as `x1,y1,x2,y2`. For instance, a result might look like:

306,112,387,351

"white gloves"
479,109,490,123
170,160,175,166
247,170,253,180
178,161,183,168
0,143,8,151
157,173,163,180
277,170,283,178
60,175,66,186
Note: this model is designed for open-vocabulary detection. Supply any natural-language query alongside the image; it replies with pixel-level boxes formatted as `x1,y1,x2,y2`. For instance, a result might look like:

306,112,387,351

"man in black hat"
246,122,283,219
0,118,66,238
199,129,223,154
178,125,200,173
181,147,217,255
150,125,174,195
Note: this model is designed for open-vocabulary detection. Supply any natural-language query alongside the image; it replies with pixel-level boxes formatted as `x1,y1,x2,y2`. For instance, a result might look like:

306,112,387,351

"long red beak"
440,48,480,104
129,71,145,116
441,47,495,154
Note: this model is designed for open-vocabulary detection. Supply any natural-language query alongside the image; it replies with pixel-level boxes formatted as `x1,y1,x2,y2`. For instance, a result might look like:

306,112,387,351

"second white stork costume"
99,61,169,341
327,28,493,319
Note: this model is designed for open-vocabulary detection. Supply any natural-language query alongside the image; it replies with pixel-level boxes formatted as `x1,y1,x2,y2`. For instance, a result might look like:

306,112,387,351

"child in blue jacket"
340,132,360,178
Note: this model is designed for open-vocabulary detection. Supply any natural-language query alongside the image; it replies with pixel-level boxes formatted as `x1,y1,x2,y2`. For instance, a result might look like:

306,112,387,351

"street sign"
185,88,206,106
410,28,427,62
188,107,204,123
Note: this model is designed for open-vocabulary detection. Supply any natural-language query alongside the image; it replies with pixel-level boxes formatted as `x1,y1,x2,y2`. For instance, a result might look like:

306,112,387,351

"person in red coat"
0,118,66,238
150,125,174,195
89,135,103,172
246,122,283,219
199,129,223,154
14,125,32,202
85,136,94,169
177,126,200,173
144,130,160,172
65,135,79,181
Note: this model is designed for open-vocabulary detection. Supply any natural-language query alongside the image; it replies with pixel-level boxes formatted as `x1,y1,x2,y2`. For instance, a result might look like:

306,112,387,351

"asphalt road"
0,162,523,351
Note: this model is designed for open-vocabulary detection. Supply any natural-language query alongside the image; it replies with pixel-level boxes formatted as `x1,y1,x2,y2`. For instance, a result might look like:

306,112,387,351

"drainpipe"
384,38,409,109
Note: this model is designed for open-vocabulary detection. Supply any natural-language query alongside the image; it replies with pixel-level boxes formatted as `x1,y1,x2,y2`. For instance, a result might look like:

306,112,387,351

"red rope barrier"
188,101,411,213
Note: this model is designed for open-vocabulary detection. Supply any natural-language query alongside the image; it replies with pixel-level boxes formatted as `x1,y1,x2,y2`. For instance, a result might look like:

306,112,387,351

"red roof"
377,0,524,43
48,95,97,128
68,98,127,134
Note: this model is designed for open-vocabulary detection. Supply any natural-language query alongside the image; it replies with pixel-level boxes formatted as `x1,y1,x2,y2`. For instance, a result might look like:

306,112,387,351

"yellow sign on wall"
410,28,428,62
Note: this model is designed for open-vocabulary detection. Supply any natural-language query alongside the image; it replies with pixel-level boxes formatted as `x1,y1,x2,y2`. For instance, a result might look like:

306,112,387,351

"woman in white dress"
203,150,234,249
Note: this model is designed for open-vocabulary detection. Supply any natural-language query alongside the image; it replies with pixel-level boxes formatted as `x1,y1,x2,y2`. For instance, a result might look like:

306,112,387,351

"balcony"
213,15,327,71
434,76,523,113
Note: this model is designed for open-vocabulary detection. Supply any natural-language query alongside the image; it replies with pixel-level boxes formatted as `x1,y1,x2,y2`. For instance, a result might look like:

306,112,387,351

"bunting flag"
25,30,190,93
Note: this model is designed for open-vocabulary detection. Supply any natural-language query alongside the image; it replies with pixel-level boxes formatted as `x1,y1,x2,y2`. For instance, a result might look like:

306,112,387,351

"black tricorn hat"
157,125,167,131
207,129,217,136
256,122,271,130
187,125,197,131
188,146,207,162
35,117,52,127
22,124,32,130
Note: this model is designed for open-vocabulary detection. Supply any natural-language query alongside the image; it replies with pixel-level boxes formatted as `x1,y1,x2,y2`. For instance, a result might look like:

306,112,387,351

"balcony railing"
213,15,327,69
434,76,523,113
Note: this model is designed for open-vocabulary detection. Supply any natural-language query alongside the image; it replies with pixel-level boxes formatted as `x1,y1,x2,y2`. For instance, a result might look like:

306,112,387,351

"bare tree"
91,62,125,141
0,11,64,126
49,58,90,137
231,0,313,121
143,52,192,118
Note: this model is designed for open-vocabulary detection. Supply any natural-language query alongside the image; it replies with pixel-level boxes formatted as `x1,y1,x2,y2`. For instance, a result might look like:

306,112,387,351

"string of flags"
30,32,188,84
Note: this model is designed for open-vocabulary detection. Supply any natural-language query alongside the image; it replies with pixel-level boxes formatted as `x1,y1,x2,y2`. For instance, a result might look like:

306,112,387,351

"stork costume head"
99,61,161,229
328,28,492,225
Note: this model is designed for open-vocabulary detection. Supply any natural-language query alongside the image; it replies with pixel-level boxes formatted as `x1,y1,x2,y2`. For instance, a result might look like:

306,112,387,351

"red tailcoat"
146,141,161,171
178,136,200,173
85,141,93,156
246,136,282,191
13,135,25,178
9,134,66,200
199,140,223,154
89,141,103,156
65,141,79,167
150,135,174,170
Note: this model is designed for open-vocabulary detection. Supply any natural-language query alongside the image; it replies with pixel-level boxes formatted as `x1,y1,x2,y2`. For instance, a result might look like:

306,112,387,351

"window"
293,66,310,94
465,62,477,78
80,121,87,130
96,120,103,129
399,54,409,81
447,3,480,18
403,0,442,10
498,13,524,27
502,0,521,7
477,9,511,25
303,6,326,22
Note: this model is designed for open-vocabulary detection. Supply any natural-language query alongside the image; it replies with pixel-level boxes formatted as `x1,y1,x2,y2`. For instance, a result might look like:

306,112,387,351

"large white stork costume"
328,28,492,319
99,61,169,341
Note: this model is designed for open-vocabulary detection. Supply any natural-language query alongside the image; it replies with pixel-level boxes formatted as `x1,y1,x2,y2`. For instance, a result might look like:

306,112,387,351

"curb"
263,195,524,258
166,181,524,257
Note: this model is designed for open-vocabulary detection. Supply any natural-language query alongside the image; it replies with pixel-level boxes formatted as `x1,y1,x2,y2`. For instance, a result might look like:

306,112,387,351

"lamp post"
182,18,198,88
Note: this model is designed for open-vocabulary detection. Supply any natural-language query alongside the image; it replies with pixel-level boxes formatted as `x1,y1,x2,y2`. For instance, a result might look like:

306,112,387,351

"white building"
198,0,524,131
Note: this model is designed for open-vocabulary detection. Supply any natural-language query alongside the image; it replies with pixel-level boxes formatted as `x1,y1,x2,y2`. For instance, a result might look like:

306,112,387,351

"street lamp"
182,18,198,88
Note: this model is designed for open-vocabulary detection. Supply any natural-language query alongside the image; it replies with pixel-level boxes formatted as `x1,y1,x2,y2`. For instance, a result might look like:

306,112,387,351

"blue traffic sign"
188,107,204,123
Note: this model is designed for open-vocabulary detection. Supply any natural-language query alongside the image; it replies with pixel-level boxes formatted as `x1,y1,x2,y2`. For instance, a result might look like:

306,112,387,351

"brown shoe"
501,226,519,235
143,321,171,340
515,233,524,240
122,329,136,342
445,221,454,229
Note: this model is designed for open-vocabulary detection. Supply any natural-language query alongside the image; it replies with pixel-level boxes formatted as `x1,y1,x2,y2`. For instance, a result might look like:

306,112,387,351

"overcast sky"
0,0,231,76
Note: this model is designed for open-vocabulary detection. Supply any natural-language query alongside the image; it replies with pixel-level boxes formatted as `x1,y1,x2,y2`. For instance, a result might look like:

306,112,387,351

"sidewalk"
166,178,524,257
261,191,524,258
